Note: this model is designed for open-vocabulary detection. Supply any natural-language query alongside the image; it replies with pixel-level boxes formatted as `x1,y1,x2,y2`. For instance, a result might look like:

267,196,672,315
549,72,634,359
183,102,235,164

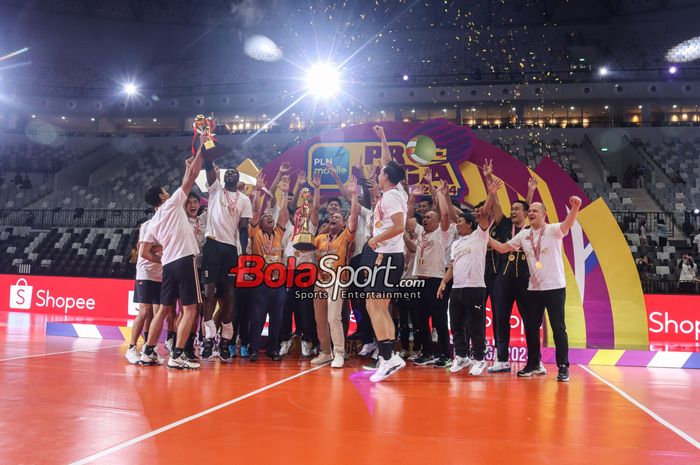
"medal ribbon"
530,226,545,265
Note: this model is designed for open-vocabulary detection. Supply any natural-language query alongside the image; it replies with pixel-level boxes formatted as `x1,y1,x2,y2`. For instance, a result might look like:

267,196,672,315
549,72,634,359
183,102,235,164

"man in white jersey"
411,180,453,368
361,125,408,383
125,219,163,364
200,162,252,361
489,196,582,382
139,143,204,370
438,181,496,376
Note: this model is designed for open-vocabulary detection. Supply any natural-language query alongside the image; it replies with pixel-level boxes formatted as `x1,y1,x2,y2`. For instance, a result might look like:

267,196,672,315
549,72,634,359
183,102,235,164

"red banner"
645,294,700,346
1,274,137,318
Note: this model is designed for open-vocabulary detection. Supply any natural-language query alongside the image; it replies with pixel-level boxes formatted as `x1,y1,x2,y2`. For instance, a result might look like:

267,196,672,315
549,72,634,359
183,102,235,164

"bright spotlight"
599,67,608,76
306,63,340,99
123,83,138,95
694,208,700,215
669,66,678,74
402,74,409,81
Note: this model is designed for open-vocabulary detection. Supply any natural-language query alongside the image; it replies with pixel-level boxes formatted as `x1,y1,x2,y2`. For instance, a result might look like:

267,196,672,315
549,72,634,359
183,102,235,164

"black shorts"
359,242,405,296
133,280,161,305
161,255,203,307
202,239,238,285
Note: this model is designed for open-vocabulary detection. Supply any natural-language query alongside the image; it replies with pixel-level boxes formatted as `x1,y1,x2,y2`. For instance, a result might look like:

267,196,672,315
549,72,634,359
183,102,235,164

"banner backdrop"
262,120,652,350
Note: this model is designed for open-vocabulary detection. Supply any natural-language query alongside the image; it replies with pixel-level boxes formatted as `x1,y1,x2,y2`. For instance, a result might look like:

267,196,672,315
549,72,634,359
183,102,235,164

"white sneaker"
331,353,344,368
358,342,377,357
533,362,547,375
301,341,313,357
398,349,409,358
407,351,421,361
125,346,141,364
279,340,292,356
449,355,471,373
167,354,200,370
469,359,488,376
139,349,164,366
488,361,512,373
164,337,174,354
369,353,406,383
310,352,333,365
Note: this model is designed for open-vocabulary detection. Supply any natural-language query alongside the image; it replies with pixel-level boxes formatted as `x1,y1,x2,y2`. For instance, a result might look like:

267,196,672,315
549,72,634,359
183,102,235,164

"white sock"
221,322,233,340
204,320,217,339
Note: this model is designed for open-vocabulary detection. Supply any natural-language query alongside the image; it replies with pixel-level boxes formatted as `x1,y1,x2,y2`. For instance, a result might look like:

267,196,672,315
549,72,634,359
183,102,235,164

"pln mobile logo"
9,278,33,309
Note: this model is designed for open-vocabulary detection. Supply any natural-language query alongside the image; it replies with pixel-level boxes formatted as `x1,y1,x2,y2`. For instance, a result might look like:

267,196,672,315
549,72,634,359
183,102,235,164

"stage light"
694,208,699,215
411,109,415,113
31,114,36,118
402,74,409,81
153,118,157,122
666,37,700,63
123,83,138,95
90,118,95,122
673,104,678,108
306,63,341,99
511,107,516,111
669,66,678,74
570,106,575,110
638,105,643,109
127,118,132,122
61,116,66,120
604,105,609,110
599,67,608,76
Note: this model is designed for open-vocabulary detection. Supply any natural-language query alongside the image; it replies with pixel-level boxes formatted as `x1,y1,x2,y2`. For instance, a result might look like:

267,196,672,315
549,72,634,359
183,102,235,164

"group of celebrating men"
124,125,581,383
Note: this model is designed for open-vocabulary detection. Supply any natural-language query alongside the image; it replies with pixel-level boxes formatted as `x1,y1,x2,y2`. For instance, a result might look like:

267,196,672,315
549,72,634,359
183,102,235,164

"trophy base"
202,143,225,161
293,233,316,251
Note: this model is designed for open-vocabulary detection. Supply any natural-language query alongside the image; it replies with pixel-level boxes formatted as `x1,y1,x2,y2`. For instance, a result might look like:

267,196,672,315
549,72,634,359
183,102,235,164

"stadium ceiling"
0,0,699,28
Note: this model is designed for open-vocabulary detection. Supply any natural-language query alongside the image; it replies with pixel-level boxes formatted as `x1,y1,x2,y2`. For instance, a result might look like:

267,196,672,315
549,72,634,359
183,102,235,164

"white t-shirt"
507,223,568,291
412,224,451,278
371,183,408,254
135,220,163,282
450,226,489,288
206,180,253,248
694,234,700,253
188,212,207,254
283,219,318,264
143,187,200,266
352,206,372,258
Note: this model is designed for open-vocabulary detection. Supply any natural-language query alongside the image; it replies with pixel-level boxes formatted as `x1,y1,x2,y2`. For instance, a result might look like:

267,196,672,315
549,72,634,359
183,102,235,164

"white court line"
69,364,327,465
579,364,700,450
0,343,123,362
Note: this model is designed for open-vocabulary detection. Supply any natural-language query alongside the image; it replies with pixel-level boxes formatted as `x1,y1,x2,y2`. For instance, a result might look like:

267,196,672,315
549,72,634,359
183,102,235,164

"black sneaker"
362,357,379,371
201,338,215,359
184,348,199,362
557,365,570,382
414,355,437,366
249,351,258,362
267,351,282,361
218,339,231,361
433,356,451,368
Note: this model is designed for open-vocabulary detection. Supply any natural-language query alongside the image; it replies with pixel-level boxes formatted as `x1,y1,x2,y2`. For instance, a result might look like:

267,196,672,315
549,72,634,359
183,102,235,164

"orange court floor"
1,311,699,465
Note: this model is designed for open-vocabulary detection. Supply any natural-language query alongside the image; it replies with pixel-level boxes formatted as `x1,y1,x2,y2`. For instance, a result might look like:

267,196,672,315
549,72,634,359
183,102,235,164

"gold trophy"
292,187,316,251
192,113,224,161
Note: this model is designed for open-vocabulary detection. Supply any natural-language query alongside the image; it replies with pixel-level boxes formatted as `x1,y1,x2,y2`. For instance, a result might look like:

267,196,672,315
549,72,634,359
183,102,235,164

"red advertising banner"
1,274,137,319
645,294,700,346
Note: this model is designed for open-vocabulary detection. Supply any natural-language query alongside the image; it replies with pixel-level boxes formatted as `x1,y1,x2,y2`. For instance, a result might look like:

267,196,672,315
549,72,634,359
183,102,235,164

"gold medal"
508,254,515,262
419,257,424,265
535,261,543,269
375,221,382,229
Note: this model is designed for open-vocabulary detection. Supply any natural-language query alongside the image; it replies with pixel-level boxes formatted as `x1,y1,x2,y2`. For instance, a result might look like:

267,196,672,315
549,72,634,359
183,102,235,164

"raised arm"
483,160,503,224
372,125,392,166
310,172,321,228
205,159,219,187
560,195,582,235
480,179,500,230
353,159,372,209
290,170,306,210
347,176,360,233
527,176,538,205
277,175,291,229
182,142,204,195
436,180,452,231
251,171,267,226
325,162,354,202
268,161,291,208
407,184,427,223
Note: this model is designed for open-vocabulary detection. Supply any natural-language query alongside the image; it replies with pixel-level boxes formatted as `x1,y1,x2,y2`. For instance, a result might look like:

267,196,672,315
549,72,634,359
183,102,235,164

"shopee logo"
649,311,700,341
9,278,33,309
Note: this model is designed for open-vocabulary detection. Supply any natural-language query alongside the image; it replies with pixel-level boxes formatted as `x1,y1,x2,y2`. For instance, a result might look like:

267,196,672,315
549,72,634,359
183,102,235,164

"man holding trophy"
192,113,225,161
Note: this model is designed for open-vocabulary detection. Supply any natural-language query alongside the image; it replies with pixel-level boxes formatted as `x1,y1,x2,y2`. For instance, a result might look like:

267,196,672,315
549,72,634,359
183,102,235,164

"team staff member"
140,141,204,370
489,196,582,382
247,175,291,362
311,177,360,368
438,181,497,376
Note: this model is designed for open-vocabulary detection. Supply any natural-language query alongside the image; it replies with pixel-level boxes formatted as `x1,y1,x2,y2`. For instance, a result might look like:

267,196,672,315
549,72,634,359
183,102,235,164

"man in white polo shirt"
489,196,582,382
139,144,204,370
200,162,252,361
438,181,496,376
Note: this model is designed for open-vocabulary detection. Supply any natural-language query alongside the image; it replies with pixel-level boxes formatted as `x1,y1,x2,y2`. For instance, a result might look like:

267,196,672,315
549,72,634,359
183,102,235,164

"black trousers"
249,284,286,354
349,254,375,344
233,286,251,346
281,280,318,344
449,287,486,360
484,266,498,345
397,296,418,351
522,288,569,368
493,272,529,362
413,277,450,357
